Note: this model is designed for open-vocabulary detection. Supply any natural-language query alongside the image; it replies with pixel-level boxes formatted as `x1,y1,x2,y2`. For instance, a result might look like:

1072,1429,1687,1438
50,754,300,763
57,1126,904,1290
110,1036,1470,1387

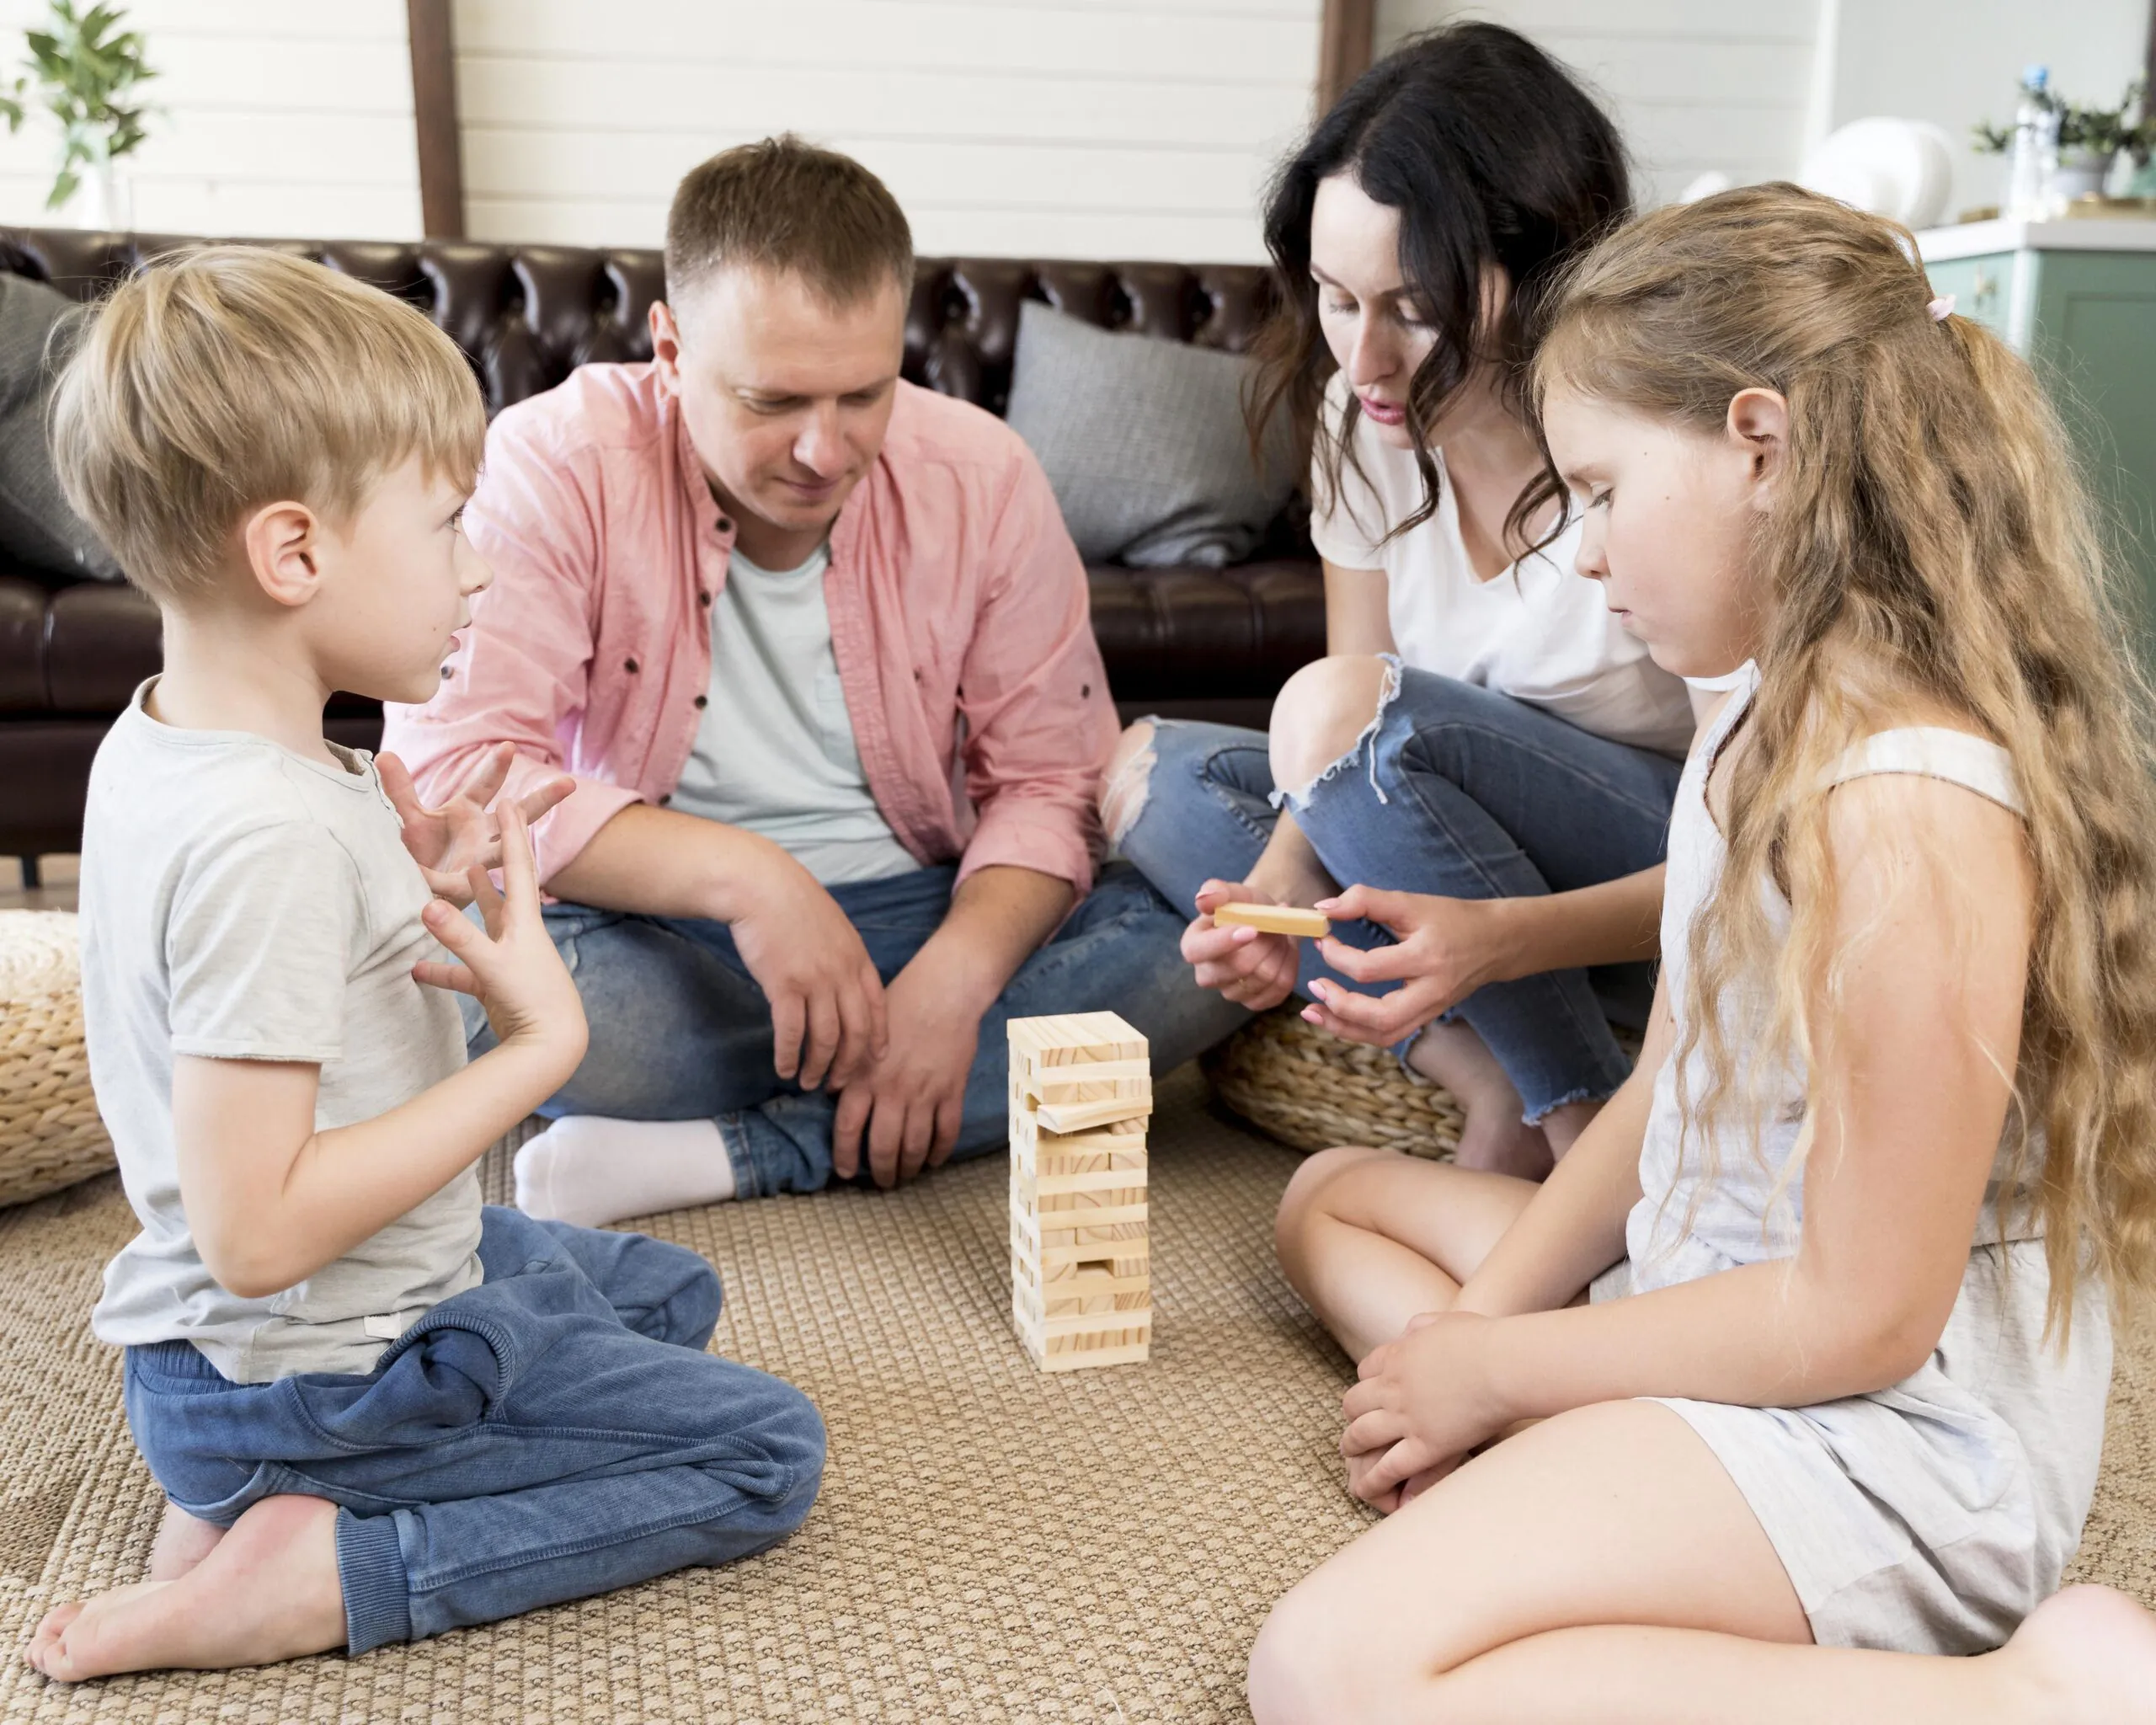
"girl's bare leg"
1275,1146,1540,1361
1246,1397,2156,1724
1396,1586,2156,1725
24,1494,344,1680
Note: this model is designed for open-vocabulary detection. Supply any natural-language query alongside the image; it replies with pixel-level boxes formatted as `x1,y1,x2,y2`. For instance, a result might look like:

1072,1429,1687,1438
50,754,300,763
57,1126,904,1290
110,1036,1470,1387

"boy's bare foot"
24,1494,345,1681
1997,1584,2156,1724
1406,1021,1551,1179
147,1503,226,1583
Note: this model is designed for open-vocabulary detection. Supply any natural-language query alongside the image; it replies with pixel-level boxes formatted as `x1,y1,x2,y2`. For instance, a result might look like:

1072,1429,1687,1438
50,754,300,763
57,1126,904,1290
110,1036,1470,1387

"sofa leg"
18,856,39,890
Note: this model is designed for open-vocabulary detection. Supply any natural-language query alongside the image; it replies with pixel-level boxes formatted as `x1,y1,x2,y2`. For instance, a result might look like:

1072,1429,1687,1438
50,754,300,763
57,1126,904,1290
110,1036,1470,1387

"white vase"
60,162,130,232
2044,151,2114,215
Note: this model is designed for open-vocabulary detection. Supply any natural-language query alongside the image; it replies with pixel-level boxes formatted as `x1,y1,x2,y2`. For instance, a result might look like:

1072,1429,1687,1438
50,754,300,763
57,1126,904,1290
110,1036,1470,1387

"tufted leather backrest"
0,227,1277,421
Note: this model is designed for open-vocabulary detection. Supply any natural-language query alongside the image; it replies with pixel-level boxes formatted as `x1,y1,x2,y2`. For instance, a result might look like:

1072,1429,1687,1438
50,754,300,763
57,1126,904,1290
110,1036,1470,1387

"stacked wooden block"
1007,1013,1152,1371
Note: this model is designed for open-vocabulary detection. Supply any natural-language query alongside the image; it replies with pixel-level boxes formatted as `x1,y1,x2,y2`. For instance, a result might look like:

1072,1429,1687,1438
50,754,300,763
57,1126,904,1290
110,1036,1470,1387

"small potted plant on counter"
1976,80,2151,215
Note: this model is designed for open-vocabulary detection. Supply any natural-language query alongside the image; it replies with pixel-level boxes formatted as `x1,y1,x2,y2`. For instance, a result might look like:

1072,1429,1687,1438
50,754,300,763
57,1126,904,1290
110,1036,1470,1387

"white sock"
513,1116,736,1227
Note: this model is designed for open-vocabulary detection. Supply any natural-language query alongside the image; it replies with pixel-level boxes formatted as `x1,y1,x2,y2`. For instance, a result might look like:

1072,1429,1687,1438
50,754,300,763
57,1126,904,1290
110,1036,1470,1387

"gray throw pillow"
0,273,121,579
1004,299,1294,569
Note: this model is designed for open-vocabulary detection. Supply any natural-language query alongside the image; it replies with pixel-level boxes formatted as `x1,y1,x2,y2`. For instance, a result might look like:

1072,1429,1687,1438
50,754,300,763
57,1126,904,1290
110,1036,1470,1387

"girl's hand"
1183,879,1300,1010
413,802,588,1071
1340,1310,1509,1510
1300,886,1503,1047
381,743,575,907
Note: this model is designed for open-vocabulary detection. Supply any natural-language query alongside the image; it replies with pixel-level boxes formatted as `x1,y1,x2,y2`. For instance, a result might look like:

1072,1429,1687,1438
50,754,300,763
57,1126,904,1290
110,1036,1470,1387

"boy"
24,248,824,1682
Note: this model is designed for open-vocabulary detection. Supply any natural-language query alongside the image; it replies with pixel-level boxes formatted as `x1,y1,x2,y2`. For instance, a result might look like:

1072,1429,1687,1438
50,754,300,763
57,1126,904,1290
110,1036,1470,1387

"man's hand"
381,743,575,907
830,958,980,1188
1299,885,1504,1048
414,802,588,1072
1339,1309,1510,1513
725,837,889,1092
1183,879,1302,1010
828,863,1071,1189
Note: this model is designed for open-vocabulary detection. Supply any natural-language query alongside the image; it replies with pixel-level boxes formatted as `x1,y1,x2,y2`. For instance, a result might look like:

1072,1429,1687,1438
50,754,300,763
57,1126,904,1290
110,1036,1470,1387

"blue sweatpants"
123,1207,825,1654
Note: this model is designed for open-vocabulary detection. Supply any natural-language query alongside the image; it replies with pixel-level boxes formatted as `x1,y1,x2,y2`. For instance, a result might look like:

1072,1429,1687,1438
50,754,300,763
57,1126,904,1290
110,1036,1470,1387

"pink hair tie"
1927,294,1956,323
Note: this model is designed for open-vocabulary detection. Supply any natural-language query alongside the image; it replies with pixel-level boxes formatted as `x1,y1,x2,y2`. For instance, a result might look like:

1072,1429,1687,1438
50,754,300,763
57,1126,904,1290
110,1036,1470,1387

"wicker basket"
1203,1005,1467,1159
0,911,115,1206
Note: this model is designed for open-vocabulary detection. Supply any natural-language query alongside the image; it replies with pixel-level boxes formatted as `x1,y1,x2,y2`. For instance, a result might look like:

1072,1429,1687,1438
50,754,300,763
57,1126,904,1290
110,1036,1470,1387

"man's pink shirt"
382,363,1118,896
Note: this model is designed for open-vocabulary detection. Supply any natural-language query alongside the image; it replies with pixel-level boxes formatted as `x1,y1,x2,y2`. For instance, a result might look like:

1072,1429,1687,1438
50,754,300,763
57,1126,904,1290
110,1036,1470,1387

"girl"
1251,185,2156,1720
1103,23,1694,1178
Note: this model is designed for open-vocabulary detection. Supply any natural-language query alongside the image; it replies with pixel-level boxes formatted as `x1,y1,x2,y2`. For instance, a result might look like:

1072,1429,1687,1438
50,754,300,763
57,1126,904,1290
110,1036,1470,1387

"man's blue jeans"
473,862,1246,1197
1113,670,1683,1122
124,1208,825,1655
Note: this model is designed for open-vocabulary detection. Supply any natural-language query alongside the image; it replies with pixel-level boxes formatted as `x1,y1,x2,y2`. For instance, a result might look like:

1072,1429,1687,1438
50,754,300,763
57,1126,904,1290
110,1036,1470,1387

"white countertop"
1919,216,2156,260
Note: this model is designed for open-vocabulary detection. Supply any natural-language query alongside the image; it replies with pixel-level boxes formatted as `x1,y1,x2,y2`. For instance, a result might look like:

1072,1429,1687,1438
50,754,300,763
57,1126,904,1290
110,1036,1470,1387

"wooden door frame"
1318,0,1375,114
407,0,465,239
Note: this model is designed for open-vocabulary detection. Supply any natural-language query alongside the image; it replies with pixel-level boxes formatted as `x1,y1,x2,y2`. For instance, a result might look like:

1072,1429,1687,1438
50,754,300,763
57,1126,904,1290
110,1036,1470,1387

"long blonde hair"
1535,185,2156,1327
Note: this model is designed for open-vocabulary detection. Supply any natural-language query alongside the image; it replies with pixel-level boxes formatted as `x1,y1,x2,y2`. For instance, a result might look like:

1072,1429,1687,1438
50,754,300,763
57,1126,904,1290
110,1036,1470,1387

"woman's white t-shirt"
1308,376,1694,757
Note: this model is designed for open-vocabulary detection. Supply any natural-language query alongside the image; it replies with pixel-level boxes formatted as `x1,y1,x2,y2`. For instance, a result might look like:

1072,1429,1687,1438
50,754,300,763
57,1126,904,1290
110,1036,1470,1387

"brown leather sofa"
1,227,1321,873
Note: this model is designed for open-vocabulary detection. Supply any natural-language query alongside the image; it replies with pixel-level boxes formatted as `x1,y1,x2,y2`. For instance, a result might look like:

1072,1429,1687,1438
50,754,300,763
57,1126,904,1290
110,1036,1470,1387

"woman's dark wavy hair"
1248,22,1631,552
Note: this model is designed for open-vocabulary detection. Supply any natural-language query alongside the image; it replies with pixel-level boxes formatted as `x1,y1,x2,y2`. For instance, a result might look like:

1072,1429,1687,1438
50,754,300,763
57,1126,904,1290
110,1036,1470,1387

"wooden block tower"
1007,1012,1151,1371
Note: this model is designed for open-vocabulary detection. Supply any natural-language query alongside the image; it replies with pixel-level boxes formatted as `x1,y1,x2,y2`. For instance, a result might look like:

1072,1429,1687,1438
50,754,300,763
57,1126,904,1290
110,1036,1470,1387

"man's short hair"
664,135,915,312
49,246,485,602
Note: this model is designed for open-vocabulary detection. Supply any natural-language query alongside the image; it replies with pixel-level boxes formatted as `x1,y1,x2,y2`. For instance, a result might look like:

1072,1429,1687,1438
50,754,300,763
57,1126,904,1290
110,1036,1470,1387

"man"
384,136,1239,1220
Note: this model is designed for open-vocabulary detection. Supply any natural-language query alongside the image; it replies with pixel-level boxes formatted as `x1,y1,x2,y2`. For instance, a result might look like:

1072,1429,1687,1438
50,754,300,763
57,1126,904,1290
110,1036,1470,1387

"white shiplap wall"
1375,0,1824,209
453,0,1323,260
0,0,422,238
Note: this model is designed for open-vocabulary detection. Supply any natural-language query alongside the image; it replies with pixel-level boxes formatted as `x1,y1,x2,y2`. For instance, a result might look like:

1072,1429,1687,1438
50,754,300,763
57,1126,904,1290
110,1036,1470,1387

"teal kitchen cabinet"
1920,220,2156,654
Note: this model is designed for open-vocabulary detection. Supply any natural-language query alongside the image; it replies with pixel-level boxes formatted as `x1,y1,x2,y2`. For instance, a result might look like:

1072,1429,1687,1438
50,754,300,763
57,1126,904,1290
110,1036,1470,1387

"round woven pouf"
0,911,115,1206
1203,1005,1466,1159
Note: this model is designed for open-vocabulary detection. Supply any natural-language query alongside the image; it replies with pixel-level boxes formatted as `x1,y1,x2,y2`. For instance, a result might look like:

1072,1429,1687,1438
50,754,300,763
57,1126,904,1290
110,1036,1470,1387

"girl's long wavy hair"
1246,21,1630,553
1534,186,2156,1330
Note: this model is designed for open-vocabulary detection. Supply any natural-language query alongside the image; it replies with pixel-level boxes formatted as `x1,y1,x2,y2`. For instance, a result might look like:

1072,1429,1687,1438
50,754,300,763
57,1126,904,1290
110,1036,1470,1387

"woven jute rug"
2,1066,2152,1723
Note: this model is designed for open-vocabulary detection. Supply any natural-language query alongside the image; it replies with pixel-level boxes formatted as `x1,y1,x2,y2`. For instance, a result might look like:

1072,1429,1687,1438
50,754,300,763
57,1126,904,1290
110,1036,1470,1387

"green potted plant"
4,1,156,229
1974,79,2152,211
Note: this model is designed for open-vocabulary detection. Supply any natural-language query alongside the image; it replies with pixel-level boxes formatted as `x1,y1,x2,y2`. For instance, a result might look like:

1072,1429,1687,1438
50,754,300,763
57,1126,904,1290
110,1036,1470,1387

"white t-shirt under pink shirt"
1306,375,1694,757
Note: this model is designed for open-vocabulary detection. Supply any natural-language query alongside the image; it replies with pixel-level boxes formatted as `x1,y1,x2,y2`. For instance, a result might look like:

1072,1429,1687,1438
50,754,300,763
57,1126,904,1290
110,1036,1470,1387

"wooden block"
1010,1288,1152,1367
1035,1094,1154,1135
1029,1202,1150,1236
1036,1327,1151,1370
1211,902,1331,938
1009,1013,1152,1372
1030,1059,1153,1097
1025,1273,1151,1317
1035,1341,1150,1372
1013,1279,1151,1323
1036,1183,1150,1214
1011,1111,1149,1159
1011,1207,1150,1253
1013,1160,1150,1199
1008,1013,1148,1071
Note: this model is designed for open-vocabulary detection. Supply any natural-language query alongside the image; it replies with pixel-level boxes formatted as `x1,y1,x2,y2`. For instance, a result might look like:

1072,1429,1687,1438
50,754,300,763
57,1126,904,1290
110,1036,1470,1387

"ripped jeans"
1110,669,1684,1122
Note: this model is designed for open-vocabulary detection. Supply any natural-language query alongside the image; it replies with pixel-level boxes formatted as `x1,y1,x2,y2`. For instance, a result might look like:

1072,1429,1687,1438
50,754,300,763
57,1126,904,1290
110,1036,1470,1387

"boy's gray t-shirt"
81,681,481,1382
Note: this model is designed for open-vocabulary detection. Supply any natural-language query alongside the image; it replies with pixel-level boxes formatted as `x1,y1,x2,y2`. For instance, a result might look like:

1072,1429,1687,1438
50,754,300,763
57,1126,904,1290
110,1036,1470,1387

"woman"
1103,22,1695,1178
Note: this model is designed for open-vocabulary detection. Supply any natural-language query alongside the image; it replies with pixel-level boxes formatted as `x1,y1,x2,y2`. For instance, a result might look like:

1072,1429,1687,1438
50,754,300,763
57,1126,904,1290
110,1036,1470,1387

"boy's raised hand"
414,801,587,1071
381,743,575,907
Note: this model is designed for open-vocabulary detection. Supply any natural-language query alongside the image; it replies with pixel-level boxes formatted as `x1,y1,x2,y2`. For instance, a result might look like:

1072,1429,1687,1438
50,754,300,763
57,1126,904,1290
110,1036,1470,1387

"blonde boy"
24,249,822,1681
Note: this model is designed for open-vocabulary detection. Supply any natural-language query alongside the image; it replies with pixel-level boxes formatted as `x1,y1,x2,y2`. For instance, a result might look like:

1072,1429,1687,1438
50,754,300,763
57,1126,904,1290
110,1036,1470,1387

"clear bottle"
2004,63,2060,221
